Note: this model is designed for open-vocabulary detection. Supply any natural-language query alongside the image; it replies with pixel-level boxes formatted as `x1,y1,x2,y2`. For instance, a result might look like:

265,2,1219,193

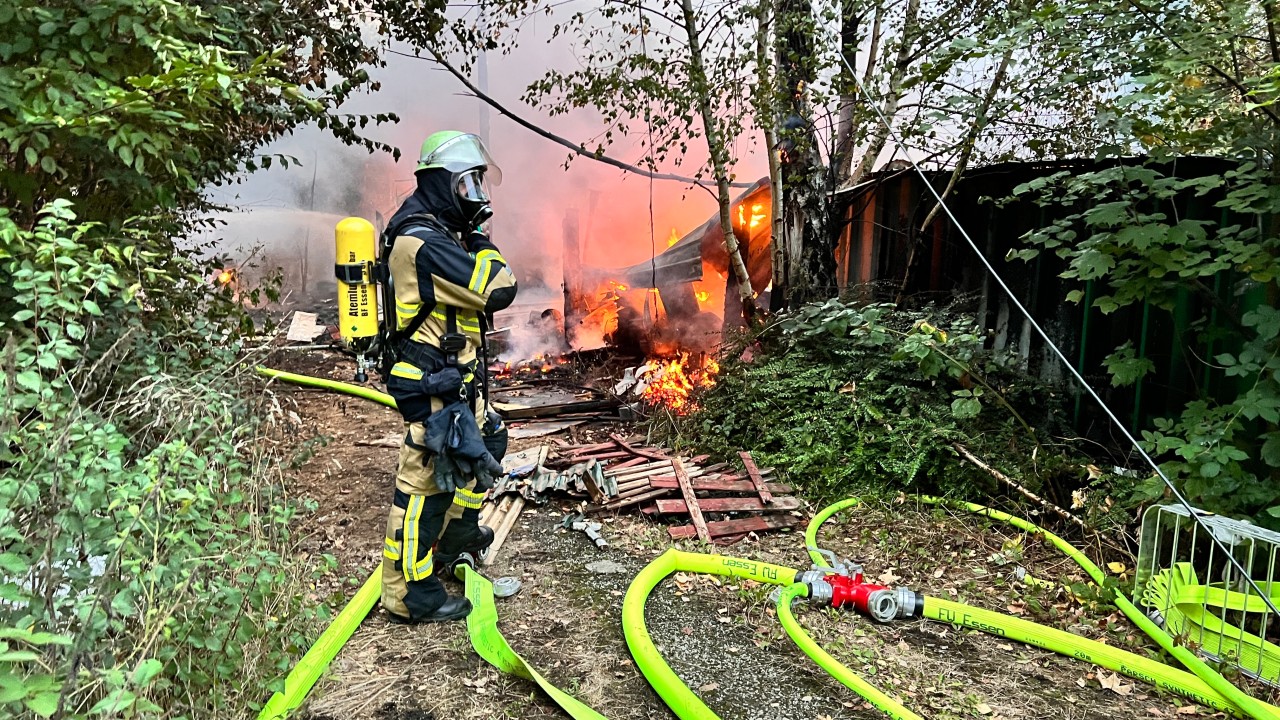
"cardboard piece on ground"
286,311,325,342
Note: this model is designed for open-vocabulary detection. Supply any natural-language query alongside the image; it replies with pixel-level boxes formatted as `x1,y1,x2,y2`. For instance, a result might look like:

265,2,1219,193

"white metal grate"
1136,504,1280,687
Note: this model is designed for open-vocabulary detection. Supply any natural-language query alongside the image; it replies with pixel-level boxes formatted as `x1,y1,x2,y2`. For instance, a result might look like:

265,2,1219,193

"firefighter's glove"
425,402,503,492
482,410,509,462
419,366,463,398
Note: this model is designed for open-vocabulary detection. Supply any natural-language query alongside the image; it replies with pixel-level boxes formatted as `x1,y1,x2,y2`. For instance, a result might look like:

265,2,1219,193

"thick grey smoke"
200,4,766,359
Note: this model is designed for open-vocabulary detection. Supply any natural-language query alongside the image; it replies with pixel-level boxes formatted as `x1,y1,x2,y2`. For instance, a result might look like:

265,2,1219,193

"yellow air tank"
334,217,378,380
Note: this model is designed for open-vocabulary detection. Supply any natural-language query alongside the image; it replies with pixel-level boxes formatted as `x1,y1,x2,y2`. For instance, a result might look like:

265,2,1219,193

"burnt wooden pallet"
739,451,773,504
645,496,802,515
649,476,793,494
667,513,802,540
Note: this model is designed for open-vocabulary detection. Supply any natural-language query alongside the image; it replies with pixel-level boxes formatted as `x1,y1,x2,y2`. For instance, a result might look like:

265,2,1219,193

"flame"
216,270,234,285
640,353,719,414
607,280,629,293
695,290,710,303
736,203,768,230
667,227,680,247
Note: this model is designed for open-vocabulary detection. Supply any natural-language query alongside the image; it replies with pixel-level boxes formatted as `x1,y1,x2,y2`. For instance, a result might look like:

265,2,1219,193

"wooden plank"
650,477,793,494
608,482,669,503
498,398,619,420
615,477,656,493
608,457,649,471
568,450,631,461
587,487,672,513
689,454,711,465
606,459,672,477
483,496,526,565
672,459,711,543
653,469,773,485
668,513,801,540
610,433,669,461
651,496,802,514
739,451,773,504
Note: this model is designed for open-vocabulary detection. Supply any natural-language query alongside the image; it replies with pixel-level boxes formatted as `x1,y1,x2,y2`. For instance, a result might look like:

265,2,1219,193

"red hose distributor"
801,563,923,622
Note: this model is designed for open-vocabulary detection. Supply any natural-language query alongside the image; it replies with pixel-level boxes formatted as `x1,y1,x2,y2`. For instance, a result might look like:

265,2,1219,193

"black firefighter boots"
435,524,495,581
387,594,472,624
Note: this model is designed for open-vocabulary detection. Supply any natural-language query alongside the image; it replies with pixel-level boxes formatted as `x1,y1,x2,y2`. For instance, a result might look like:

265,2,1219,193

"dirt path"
266,352,1219,720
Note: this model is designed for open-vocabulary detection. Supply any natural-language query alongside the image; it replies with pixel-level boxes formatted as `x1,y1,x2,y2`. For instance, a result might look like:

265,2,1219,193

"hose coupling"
1147,608,1166,628
797,569,828,586
894,587,924,618
863,588,899,623
806,580,834,607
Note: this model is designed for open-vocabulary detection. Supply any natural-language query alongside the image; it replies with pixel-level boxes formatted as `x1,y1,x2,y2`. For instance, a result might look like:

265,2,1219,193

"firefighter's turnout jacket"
379,175,517,621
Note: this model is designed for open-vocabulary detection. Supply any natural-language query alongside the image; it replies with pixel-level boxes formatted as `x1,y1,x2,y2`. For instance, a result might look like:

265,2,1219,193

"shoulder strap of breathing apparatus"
374,212,453,380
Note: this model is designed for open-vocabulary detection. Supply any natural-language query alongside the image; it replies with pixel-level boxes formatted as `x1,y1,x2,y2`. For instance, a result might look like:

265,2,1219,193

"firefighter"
380,131,517,623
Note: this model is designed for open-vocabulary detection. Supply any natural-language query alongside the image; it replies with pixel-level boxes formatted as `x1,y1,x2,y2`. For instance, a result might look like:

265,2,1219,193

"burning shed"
563,177,773,355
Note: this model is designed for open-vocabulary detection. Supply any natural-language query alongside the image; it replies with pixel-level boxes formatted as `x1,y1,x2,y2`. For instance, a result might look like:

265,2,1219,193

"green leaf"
131,658,163,686
89,688,136,715
25,691,59,718
1093,296,1120,314
23,147,37,167
1072,248,1115,280
14,371,41,392
0,650,41,662
1261,433,1280,468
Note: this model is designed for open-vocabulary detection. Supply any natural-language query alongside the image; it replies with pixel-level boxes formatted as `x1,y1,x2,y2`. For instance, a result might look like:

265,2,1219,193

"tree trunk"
679,0,758,323
776,0,836,307
847,0,920,186
755,0,787,312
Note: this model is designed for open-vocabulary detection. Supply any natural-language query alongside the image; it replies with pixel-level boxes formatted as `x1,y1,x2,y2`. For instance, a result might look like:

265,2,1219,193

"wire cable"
836,52,1280,617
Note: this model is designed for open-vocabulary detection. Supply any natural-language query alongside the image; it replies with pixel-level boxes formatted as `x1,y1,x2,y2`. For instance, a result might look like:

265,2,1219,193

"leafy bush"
1013,163,1280,526
0,203,334,718
0,0,431,715
683,299,1072,501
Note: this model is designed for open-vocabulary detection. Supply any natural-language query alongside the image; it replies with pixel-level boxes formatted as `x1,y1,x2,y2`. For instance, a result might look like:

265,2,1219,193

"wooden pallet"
577,448,800,545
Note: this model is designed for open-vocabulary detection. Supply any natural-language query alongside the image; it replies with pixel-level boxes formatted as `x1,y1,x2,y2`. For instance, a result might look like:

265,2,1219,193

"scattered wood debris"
482,434,801,545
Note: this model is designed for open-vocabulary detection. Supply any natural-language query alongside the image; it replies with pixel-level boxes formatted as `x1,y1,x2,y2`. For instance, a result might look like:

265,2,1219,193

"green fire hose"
801,497,1280,720
257,570,381,720
256,366,398,409
461,565,609,719
622,550,798,720
774,583,921,720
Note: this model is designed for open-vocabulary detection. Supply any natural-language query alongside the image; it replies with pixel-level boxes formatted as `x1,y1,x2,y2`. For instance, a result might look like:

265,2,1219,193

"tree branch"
954,443,1090,532
403,49,756,191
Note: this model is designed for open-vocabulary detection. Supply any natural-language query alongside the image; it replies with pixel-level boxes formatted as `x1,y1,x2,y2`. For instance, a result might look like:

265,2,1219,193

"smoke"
199,4,767,360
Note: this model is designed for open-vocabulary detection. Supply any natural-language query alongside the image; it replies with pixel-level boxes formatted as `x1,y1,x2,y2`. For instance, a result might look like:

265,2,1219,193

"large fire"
640,353,720,414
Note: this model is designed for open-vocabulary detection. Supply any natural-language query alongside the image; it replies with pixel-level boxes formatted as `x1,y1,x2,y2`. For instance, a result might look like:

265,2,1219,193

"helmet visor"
421,134,503,185
456,169,491,204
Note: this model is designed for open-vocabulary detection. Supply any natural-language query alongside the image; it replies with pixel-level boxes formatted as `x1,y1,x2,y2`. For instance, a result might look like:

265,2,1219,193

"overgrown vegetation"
683,300,1079,503
996,0,1280,526
0,1,430,717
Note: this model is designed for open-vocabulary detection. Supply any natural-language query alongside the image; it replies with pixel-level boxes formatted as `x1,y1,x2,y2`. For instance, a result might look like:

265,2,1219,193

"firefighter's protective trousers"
380,219,517,621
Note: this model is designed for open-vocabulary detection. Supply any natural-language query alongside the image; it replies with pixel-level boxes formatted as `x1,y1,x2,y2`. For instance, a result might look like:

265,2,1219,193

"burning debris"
638,354,719,414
